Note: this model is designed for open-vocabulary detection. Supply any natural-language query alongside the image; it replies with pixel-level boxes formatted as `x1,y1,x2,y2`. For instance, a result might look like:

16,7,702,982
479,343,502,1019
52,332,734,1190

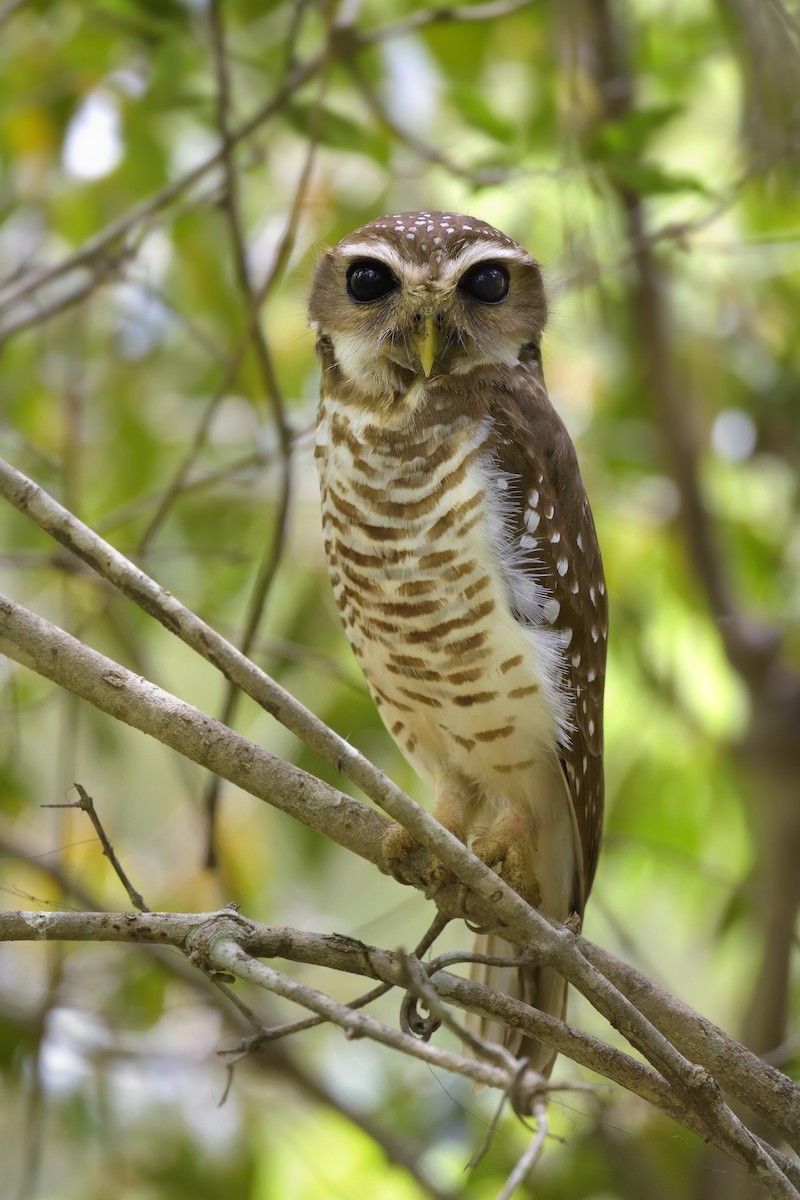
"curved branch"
2,907,798,1192
0,457,426,851
0,594,388,867
0,53,324,319
0,582,799,1187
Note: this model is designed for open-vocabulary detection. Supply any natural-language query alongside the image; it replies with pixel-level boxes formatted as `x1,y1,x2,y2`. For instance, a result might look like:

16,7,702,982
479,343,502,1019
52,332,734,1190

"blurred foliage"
0,1,798,1197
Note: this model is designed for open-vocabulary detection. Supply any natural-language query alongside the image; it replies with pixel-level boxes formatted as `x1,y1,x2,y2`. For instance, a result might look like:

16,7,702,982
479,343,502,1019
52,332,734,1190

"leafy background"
0,1,798,1197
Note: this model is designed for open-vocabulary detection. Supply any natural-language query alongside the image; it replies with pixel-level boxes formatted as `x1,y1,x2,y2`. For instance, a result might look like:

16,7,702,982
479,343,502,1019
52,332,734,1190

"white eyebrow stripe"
337,241,408,275
442,241,533,276
335,237,534,287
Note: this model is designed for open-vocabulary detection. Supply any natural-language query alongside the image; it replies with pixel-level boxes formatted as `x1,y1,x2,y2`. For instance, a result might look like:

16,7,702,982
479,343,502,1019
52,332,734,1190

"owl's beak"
417,313,441,378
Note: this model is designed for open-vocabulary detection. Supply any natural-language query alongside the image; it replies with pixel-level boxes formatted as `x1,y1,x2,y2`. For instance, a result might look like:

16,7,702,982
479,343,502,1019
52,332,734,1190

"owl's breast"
315,396,569,795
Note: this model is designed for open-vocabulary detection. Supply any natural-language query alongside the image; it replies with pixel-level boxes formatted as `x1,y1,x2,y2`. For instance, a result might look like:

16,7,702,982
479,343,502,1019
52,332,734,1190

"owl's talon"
424,859,456,900
464,916,495,935
470,831,543,910
457,879,481,921
382,822,429,887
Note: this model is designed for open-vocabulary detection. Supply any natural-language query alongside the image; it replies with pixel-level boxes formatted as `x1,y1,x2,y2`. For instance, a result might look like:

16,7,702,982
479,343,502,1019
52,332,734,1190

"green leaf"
285,102,391,165
607,159,709,196
592,103,684,160
448,83,517,145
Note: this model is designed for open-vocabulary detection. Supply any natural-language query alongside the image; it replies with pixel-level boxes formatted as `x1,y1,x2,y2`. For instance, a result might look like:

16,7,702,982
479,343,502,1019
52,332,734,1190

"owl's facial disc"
343,257,515,380
308,214,548,398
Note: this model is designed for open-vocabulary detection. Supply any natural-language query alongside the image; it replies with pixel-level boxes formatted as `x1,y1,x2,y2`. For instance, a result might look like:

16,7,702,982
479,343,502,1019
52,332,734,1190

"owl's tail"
467,932,566,1077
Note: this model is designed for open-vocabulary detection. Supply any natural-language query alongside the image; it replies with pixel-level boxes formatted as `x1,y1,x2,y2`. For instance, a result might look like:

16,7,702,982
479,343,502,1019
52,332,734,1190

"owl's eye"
458,262,510,304
346,259,398,303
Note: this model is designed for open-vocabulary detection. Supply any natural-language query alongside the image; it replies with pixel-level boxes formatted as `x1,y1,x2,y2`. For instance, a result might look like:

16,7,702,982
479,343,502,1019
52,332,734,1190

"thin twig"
495,1099,549,1200
227,910,449,1055
39,786,271,1035
43,784,150,912
1,464,800,1188
208,933,578,1098
202,0,319,864
3,905,797,1190
1,458,800,1180
0,53,324,314
0,252,130,346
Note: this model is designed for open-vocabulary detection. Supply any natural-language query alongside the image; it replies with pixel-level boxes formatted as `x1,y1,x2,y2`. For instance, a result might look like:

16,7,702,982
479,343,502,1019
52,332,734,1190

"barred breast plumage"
309,212,607,1075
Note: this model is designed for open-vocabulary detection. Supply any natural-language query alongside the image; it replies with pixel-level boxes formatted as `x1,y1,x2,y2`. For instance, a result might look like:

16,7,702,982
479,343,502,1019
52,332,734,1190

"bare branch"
2,465,799,1187
0,594,389,868
0,456,426,839
0,861,458,1200
1,567,799,1186
43,783,150,912
0,52,324,318
235,911,449,1053
3,907,799,1192
496,1100,549,1200
578,936,800,1152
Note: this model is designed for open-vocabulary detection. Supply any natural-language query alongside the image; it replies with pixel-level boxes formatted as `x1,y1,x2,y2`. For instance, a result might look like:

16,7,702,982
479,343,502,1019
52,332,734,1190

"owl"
309,212,606,1075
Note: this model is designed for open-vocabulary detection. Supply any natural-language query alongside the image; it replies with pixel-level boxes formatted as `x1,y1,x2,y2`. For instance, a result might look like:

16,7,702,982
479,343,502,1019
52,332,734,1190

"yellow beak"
417,313,440,378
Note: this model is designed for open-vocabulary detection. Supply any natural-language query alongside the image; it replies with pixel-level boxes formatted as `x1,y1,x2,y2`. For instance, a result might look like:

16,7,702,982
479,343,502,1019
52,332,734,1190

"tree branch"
0,52,324,321
1,576,799,1188
2,907,799,1192
1,463,799,1190
0,593,389,868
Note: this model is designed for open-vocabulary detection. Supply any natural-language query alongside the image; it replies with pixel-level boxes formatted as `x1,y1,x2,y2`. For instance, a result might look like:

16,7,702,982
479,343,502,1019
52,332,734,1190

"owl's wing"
487,372,607,907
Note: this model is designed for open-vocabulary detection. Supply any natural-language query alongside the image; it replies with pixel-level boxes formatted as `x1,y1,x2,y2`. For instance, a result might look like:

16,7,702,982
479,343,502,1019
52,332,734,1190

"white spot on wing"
483,453,573,748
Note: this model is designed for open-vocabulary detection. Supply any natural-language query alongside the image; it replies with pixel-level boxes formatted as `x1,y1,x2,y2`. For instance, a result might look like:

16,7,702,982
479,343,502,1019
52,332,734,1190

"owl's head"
309,211,547,399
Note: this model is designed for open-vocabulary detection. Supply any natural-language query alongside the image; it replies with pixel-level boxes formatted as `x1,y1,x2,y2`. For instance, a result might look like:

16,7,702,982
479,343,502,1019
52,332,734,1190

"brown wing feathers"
489,376,607,902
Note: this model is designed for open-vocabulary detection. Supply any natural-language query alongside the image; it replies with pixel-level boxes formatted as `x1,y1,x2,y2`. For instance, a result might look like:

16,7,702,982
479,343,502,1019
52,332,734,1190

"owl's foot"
382,819,467,900
470,830,543,910
382,822,429,888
